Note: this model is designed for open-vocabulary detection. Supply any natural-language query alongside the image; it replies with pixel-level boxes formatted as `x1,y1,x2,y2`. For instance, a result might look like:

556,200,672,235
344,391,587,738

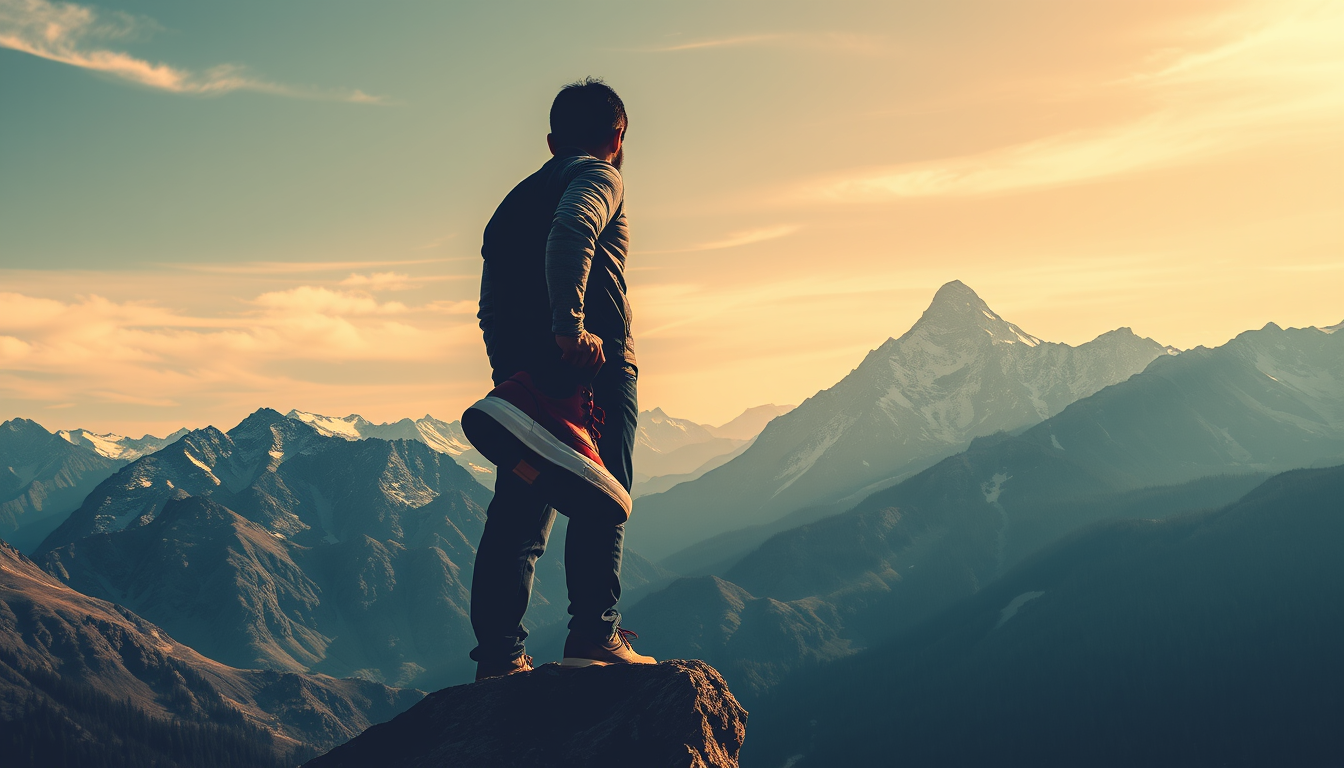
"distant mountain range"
633,404,792,498
0,538,420,766
286,410,496,488
33,408,667,690
627,321,1344,695
1,419,126,554
746,463,1344,767
629,280,1177,563
57,426,190,461
283,405,790,497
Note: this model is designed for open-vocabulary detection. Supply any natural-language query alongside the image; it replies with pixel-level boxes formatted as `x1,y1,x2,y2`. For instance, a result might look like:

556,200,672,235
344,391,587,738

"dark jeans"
468,361,637,663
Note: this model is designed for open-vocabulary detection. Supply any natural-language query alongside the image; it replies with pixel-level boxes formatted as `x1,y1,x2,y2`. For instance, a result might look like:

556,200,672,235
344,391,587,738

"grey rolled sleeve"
545,160,624,337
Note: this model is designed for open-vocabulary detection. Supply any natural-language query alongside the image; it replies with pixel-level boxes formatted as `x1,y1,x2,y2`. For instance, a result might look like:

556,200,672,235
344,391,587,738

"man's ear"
546,133,557,156
598,129,623,162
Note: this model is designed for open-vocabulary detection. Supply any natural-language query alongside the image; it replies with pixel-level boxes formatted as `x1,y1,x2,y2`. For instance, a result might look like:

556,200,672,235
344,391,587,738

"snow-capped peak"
286,410,371,439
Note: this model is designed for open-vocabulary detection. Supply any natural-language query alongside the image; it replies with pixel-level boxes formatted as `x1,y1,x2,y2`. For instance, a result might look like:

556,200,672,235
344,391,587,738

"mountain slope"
705,404,793,441
746,464,1344,767
0,418,125,554
0,539,420,767
629,281,1173,561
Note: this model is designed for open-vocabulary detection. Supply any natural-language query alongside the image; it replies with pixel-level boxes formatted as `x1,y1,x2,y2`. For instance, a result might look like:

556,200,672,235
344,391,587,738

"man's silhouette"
466,79,654,679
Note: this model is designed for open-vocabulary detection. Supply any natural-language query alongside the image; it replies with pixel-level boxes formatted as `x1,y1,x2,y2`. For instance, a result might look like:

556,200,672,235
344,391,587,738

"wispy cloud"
167,259,451,276
646,225,799,254
337,272,467,291
0,0,383,102
807,0,1343,200
640,34,781,53
634,32,884,55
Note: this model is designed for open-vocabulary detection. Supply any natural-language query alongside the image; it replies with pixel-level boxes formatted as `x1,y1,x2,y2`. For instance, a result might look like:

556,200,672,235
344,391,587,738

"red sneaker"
462,371,632,524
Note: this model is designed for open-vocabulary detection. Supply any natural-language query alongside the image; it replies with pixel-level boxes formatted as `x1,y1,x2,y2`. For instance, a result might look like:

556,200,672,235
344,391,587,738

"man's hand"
556,332,605,369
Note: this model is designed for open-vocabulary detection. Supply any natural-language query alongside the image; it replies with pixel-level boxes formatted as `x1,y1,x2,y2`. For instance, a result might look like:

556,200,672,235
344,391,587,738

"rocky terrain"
306,659,747,768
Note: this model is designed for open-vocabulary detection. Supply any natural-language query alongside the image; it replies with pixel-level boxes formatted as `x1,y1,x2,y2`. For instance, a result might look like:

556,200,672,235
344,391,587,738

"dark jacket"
478,150,633,385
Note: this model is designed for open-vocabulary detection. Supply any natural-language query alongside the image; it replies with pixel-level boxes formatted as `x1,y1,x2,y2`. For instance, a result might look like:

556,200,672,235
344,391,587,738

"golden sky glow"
0,0,1340,434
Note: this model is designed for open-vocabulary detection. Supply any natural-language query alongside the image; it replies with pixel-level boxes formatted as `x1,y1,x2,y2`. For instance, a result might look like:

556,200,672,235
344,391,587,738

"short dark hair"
549,78,627,150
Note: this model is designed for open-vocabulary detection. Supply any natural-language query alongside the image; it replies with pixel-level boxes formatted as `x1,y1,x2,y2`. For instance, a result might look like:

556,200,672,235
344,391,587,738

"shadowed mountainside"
0,418,125,554
745,464,1344,767
0,539,421,767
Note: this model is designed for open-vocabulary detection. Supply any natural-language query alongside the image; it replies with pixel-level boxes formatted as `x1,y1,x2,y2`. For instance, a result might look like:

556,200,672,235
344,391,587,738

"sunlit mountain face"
630,281,1176,565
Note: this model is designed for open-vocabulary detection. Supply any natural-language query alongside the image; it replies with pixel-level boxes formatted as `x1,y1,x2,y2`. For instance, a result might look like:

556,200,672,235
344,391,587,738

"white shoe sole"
463,396,632,519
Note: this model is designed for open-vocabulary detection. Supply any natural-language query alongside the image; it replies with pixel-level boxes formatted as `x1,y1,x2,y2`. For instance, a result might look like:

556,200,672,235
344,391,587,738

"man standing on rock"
463,78,656,680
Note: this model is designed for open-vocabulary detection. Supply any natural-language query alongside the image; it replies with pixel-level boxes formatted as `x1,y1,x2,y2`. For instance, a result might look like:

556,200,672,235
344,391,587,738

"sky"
1,0,1341,436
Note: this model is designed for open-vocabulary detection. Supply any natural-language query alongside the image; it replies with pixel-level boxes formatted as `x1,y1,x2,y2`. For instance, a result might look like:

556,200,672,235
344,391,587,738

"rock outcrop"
306,659,748,768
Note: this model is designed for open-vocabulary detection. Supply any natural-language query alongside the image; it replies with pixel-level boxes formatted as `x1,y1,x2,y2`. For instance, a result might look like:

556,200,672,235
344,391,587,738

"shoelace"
580,387,606,441
615,627,639,650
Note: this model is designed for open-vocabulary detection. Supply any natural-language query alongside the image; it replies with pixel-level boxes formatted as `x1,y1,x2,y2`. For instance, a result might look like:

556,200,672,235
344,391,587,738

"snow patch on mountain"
182,450,221,485
995,591,1045,629
57,427,189,461
285,410,494,488
772,415,853,496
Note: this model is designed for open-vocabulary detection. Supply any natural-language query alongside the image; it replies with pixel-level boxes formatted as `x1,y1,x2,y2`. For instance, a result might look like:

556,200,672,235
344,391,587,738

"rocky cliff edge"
305,659,748,768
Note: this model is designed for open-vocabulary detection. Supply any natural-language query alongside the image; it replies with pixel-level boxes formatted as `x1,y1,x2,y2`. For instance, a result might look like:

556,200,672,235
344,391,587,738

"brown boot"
560,628,656,668
475,653,533,681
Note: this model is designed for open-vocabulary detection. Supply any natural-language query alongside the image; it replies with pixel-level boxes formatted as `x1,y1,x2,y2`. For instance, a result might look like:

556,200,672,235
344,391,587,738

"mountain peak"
924,280,995,319
1,417,51,437
907,281,1041,346
931,279,981,302
228,408,315,446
